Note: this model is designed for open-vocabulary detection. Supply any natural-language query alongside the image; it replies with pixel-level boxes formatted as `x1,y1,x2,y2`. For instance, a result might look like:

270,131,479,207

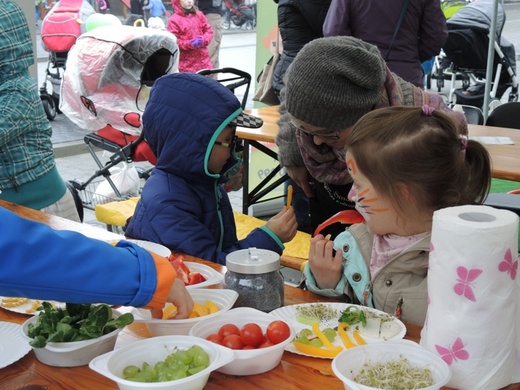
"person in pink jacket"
168,0,213,73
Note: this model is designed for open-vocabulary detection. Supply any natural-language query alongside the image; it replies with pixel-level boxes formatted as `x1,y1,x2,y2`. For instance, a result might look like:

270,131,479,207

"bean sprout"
353,356,434,389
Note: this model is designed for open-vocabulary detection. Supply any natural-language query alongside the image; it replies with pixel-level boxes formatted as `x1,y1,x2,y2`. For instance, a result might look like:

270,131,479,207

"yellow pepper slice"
353,329,367,345
338,322,356,349
311,322,343,353
162,304,178,319
292,341,341,358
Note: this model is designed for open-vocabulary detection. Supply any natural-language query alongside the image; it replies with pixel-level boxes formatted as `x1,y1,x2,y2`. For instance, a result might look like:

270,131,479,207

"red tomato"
169,255,190,285
188,272,206,285
266,320,291,344
259,340,275,348
218,324,240,339
222,334,244,350
240,323,264,348
206,333,223,345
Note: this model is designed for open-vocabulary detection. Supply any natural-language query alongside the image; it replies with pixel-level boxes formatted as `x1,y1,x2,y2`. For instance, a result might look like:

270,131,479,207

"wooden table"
239,106,520,214
0,200,394,389
1,200,519,390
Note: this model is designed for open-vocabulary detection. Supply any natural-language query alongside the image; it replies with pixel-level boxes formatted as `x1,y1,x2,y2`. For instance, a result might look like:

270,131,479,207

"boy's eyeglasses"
214,136,238,149
290,123,344,140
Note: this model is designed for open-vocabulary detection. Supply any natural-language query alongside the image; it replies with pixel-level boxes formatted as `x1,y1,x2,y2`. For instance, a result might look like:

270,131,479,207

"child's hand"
150,279,194,319
190,36,203,48
308,234,343,289
265,206,298,243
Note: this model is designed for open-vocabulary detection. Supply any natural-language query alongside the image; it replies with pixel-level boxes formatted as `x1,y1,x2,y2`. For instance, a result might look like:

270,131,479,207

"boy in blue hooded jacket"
126,73,297,264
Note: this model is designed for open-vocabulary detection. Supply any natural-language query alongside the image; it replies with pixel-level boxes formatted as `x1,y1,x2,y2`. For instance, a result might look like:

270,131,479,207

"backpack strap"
385,0,411,61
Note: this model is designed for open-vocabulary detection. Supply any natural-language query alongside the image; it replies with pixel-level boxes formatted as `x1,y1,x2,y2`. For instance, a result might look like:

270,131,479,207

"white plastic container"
331,340,451,390
89,335,235,390
21,309,123,367
184,262,224,290
131,289,238,336
189,307,295,376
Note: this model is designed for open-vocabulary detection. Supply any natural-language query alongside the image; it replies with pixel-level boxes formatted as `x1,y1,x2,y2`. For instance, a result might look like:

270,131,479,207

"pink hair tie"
421,104,435,116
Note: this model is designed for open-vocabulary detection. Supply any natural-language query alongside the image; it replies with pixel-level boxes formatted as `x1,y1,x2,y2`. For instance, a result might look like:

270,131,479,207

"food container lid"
226,248,280,274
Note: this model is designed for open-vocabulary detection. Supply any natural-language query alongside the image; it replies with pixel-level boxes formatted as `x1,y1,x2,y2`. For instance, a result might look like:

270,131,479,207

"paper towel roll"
420,205,519,390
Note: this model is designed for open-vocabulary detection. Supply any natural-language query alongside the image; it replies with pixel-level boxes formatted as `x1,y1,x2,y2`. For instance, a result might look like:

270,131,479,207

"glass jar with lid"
224,248,284,312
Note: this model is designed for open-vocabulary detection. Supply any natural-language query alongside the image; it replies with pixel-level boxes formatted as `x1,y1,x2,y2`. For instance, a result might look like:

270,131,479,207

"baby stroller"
39,0,95,120
442,0,518,110
223,0,256,30
425,0,471,92
60,25,180,209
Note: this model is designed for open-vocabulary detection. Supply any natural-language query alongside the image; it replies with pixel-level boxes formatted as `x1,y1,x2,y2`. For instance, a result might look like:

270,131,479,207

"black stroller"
442,0,518,110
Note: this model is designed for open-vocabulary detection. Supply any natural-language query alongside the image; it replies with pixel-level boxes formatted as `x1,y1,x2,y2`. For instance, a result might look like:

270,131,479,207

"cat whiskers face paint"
347,159,389,222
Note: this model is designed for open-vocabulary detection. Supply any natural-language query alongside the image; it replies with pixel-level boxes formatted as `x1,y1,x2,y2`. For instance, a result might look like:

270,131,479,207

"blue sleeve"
303,262,347,297
0,207,158,307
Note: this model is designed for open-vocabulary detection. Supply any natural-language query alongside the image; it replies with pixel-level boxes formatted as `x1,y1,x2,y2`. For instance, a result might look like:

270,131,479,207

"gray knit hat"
284,36,387,131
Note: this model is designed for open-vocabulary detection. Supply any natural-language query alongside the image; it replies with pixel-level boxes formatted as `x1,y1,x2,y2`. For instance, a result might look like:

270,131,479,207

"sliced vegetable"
352,329,367,345
311,322,343,353
292,341,341,358
338,322,356,349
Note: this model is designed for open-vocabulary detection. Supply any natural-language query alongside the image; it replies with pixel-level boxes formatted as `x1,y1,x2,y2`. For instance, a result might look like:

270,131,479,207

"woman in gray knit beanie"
275,36,467,238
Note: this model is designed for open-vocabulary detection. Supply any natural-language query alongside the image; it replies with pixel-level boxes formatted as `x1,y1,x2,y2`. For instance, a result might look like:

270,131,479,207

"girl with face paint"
303,106,491,326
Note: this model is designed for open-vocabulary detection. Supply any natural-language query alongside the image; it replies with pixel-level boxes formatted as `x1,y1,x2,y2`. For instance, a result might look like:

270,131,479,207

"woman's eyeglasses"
214,136,238,149
290,123,344,140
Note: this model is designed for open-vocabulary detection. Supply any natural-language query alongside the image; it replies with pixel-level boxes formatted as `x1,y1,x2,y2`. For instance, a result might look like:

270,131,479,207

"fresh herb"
27,302,134,348
337,306,367,327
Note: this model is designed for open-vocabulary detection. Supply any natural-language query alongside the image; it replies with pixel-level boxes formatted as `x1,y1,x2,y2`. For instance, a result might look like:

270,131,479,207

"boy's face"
208,126,235,174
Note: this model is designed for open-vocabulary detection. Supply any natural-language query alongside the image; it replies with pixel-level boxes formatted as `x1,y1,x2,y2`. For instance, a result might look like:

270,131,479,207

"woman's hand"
308,234,343,289
285,166,314,198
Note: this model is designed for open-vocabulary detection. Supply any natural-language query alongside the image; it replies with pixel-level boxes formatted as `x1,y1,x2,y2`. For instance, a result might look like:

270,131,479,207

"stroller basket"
74,178,144,210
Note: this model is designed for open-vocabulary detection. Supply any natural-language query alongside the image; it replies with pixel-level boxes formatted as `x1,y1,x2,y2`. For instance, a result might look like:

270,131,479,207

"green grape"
188,365,206,375
295,335,310,344
121,344,211,383
193,349,210,368
309,338,323,347
172,350,192,365
122,365,140,379
170,370,187,380
154,361,167,372
298,329,313,338
322,328,337,342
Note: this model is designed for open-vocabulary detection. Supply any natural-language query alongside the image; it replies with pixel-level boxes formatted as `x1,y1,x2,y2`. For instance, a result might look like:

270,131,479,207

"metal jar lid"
225,248,280,274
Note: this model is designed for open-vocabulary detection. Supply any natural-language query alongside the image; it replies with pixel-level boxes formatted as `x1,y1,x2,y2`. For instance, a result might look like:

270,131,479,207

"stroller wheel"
426,73,432,90
41,95,57,121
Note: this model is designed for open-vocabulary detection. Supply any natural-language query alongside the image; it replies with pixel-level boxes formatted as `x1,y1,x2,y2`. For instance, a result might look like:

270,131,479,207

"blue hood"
143,73,241,182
